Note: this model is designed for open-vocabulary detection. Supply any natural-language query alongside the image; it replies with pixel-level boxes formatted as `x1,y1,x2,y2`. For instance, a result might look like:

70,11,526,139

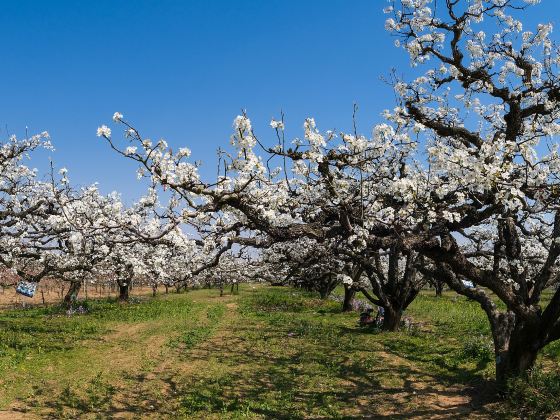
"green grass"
0,295,194,372
175,288,499,418
169,304,226,350
507,366,560,419
0,286,559,418
0,292,210,417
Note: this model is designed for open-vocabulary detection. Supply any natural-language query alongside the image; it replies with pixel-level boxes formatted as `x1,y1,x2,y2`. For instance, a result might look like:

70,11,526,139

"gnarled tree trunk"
496,344,538,387
63,281,82,308
492,314,540,388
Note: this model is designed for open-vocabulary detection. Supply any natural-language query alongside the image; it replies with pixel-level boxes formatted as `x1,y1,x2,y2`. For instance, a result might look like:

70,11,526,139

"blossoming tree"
384,0,560,383
97,0,560,384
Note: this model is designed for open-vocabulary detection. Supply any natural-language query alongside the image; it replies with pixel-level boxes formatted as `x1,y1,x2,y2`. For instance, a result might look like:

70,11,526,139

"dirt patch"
0,410,36,420
359,350,485,419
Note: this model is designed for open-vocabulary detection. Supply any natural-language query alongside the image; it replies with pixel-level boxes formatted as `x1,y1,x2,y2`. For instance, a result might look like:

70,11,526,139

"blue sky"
0,1,557,203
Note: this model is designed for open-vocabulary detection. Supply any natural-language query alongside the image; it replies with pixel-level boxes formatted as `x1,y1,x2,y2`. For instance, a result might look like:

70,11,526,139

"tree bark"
342,285,356,312
382,306,402,332
493,321,539,388
63,281,82,308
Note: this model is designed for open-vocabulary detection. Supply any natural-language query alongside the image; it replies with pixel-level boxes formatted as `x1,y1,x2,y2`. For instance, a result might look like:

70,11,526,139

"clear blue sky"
1,1,557,202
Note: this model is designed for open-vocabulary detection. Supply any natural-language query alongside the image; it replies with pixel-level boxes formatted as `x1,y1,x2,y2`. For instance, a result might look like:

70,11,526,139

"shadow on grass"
25,373,165,419
8,288,503,419
172,317,501,419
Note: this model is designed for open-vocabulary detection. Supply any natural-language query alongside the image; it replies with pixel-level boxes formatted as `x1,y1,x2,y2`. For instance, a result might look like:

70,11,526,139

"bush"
460,334,493,361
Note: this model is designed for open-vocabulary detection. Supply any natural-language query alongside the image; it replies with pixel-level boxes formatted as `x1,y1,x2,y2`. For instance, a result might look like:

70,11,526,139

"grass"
0,286,558,418
0,292,210,417
507,366,560,418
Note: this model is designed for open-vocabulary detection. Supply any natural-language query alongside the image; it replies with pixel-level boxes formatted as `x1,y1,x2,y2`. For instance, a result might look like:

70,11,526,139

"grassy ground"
0,286,558,419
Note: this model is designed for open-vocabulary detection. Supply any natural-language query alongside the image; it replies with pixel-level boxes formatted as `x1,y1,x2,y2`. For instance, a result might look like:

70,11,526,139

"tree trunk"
382,307,402,332
435,281,443,297
342,285,356,312
495,347,538,388
118,283,130,302
494,321,539,388
152,284,157,297
63,281,82,308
